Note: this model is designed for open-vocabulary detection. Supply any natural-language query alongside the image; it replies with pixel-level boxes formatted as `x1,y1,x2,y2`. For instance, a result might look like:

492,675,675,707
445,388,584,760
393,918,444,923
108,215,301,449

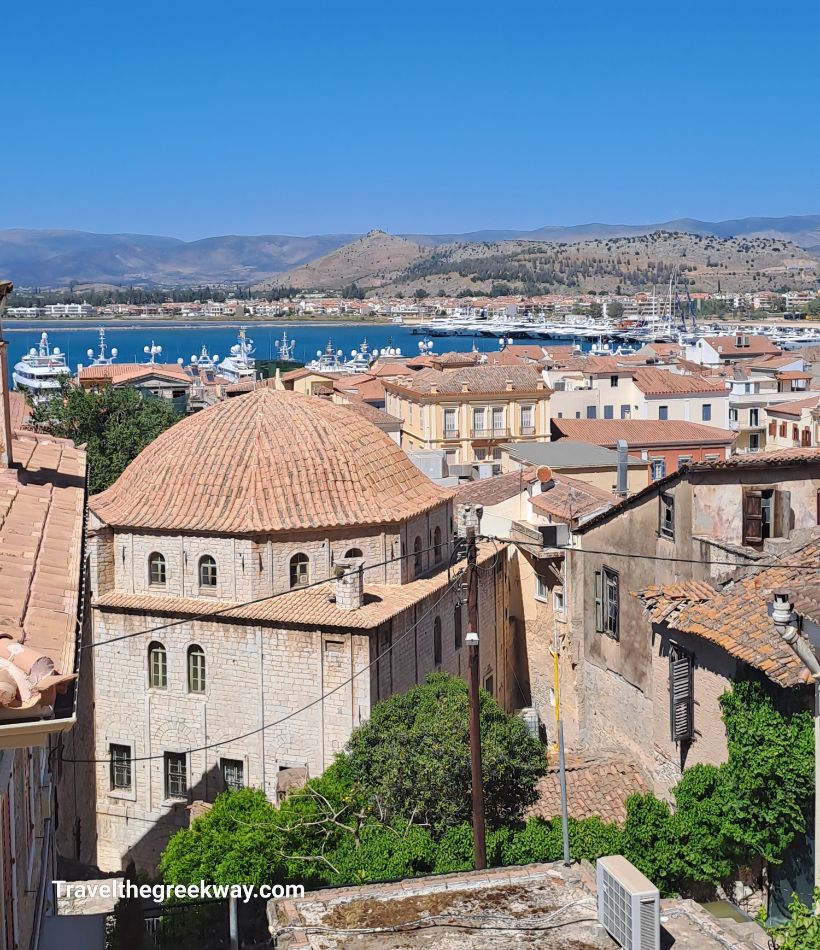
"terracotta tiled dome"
90,388,451,534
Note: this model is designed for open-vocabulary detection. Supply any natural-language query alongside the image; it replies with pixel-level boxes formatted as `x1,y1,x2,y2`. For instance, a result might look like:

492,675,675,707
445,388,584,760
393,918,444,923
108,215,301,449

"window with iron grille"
659,493,675,540
149,552,166,586
110,744,132,790
669,643,694,742
187,646,205,693
164,752,187,799
148,642,167,689
594,567,619,639
221,758,244,792
199,555,217,588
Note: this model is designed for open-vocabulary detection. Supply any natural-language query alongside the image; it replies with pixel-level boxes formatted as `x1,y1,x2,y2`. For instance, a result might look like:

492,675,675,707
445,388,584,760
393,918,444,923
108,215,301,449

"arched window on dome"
187,645,205,693
199,555,217,589
344,548,363,560
148,552,166,586
433,526,442,563
148,642,167,689
413,536,423,576
433,617,442,668
290,553,310,588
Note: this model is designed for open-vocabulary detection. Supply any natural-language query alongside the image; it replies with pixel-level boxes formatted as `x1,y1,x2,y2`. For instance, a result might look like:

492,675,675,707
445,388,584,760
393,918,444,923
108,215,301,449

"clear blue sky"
4,0,819,239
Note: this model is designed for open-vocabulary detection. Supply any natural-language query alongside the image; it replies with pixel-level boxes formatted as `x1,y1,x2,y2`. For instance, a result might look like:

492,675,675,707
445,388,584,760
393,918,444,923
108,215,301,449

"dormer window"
198,555,217,588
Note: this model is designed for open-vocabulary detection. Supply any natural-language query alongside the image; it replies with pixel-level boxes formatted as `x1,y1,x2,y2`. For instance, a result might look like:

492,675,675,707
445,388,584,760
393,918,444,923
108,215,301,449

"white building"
82,389,510,873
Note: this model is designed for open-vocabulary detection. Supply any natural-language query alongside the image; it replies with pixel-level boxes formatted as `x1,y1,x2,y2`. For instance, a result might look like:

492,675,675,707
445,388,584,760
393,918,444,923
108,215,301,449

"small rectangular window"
610,375,619,387
620,404,630,419
221,758,244,792
603,404,614,419
444,407,458,435
110,744,132,791
164,752,187,800
535,574,547,601
677,455,691,470
586,405,597,419
659,493,675,539
702,404,712,422
553,589,565,613
658,405,669,420
650,458,666,481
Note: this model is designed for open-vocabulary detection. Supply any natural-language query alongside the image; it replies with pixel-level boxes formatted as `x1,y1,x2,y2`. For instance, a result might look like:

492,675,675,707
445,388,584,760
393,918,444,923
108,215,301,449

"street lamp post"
771,592,820,896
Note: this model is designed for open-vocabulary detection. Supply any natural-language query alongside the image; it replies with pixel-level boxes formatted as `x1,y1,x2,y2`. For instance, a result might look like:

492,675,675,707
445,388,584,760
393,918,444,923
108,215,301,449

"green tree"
769,890,820,948
606,300,625,320
28,381,180,493
342,673,546,834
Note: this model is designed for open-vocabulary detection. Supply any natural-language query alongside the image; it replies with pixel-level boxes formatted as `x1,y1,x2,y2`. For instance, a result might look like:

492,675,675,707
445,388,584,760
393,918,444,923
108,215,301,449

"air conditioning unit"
597,855,660,950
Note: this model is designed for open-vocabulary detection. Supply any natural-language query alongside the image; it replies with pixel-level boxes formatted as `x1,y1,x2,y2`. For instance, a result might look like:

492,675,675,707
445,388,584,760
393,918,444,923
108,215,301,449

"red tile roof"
79,363,191,385
529,475,617,524
0,432,86,716
691,445,820,468
706,335,782,357
527,756,648,824
764,395,820,417
384,365,548,397
90,388,450,534
631,368,728,396
637,543,820,687
552,418,737,447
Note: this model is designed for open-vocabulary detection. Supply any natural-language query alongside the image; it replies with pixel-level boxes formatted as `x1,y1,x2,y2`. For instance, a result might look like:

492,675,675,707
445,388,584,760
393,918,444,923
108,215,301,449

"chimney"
456,502,483,538
505,379,514,391
0,281,14,468
334,557,364,610
461,382,469,393
616,439,629,497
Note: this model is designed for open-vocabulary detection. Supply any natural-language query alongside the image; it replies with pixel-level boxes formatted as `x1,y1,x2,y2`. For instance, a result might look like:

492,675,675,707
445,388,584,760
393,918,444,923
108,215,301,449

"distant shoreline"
2,316,407,333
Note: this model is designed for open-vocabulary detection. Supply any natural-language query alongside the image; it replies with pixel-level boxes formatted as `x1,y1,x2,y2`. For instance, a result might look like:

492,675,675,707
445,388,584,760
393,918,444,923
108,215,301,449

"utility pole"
465,525,486,870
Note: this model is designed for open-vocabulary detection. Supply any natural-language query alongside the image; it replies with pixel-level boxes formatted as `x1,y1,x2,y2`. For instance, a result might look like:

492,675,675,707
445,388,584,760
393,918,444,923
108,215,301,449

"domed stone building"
83,388,509,872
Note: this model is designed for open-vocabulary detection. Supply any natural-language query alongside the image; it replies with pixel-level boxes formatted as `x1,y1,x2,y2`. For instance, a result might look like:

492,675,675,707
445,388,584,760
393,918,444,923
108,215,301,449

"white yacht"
189,345,220,375
217,328,256,383
12,332,71,401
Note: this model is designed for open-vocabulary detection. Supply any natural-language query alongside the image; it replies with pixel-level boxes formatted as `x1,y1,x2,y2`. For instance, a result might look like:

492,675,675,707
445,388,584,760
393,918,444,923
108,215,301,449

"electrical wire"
483,537,820,571
84,541,446,650
62,574,462,765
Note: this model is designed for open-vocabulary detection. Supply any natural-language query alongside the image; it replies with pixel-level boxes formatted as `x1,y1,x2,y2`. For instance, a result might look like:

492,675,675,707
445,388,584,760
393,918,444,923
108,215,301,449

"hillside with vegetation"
262,230,818,296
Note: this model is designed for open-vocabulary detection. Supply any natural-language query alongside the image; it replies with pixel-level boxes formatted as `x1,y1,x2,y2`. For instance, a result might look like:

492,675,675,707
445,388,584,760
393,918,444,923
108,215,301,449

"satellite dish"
316,350,322,357
213,354,220,362
29,347,36,355
53,347,61,355
191,355,198,363
177,357,184,365
536,465,553,484
372,348,379,357
351,349,357,357
336,349,343,357
156,345,162,353
87,348,94,357
396,347,402,356
144,345,150,354
111,347,118,356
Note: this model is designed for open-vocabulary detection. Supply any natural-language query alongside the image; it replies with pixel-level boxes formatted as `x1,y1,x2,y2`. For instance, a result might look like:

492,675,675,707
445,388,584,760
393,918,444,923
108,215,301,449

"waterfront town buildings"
383,364,551,473
81,389,510,872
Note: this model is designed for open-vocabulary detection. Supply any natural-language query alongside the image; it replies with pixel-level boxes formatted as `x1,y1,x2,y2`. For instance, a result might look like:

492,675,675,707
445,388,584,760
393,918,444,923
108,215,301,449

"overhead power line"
62,576,461,765
84,541,449,650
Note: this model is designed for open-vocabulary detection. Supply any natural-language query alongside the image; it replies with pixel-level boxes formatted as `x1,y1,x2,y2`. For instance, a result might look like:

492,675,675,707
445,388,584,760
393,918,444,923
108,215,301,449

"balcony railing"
442,428,460,440
471,427,510,439
519,425,536,436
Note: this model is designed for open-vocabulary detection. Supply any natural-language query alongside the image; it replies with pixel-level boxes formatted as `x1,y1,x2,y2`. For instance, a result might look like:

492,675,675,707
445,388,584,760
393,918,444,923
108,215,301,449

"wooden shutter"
594,570,603,632
743,490,763,545
669,648,694,742
1,792,14,950
773,489,791,540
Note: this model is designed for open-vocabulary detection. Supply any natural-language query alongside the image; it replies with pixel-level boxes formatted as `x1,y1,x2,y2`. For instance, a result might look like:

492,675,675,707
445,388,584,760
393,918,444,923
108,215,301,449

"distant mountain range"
2,215,820,289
